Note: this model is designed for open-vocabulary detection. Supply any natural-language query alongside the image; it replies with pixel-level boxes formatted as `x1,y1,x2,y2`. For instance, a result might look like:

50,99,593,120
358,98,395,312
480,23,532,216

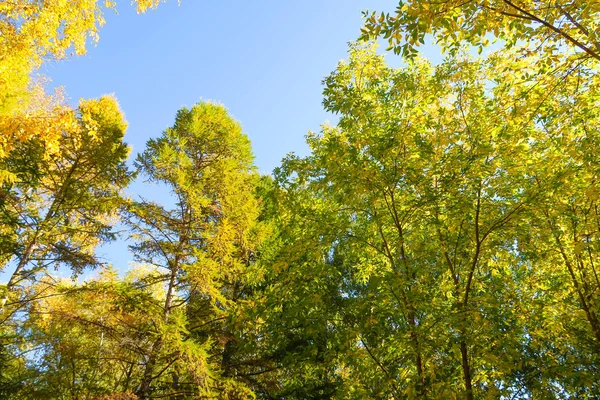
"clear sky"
38,0,440,273
44,0,402,175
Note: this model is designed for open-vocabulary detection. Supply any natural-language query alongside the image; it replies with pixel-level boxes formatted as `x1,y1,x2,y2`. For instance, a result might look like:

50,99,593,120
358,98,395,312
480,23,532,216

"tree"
10,268,156,399
276,42,599,399
0,0,167,170
126,101,260,399
513,58,600,396
232,175,351,398
360,0,600,62
0,95,133,317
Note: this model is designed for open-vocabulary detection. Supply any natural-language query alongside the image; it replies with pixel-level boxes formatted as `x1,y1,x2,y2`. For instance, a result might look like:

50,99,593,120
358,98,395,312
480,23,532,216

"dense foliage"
1,0,599,398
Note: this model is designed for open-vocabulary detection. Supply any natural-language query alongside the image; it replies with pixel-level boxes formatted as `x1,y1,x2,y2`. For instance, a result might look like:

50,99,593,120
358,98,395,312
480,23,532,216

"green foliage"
2,2,600,398
275,42,600,398
0,95,133,317
125,101,261,399
361,0,600,62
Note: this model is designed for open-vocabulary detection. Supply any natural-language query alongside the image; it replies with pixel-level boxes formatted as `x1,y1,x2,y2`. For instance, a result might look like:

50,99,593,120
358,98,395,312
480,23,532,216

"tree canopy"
1,0,599,398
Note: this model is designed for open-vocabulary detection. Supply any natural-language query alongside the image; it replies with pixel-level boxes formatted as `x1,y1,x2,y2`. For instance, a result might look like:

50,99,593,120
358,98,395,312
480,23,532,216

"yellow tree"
0,96,133,317
0,0,168,173
11,269,155,399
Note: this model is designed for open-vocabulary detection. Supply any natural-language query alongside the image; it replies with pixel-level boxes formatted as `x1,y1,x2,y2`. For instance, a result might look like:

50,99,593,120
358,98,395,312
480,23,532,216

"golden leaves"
0,83,78,162
0,0,167,179
135,0,171,13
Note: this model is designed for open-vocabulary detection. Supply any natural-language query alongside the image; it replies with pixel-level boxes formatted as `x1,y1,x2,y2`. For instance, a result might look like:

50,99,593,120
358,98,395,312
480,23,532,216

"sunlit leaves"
0,0,168,173
126,101,261,398
276,42,600,398
0,95,132,317
361,0,600,63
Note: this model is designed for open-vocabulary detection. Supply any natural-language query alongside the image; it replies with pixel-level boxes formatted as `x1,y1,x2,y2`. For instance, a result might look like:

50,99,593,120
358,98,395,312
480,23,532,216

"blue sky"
38,0,441,273
44,0,402,175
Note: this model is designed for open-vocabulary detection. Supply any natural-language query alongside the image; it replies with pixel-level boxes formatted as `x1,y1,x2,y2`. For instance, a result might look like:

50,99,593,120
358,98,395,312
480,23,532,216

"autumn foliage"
1,1,599,399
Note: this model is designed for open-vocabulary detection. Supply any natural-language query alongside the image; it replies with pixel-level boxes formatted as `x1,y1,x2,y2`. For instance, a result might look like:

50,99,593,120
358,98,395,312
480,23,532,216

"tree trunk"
1,240,36,311
460,340,473,400
136,262,179,399
137,337,163,400
407,311,427,398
